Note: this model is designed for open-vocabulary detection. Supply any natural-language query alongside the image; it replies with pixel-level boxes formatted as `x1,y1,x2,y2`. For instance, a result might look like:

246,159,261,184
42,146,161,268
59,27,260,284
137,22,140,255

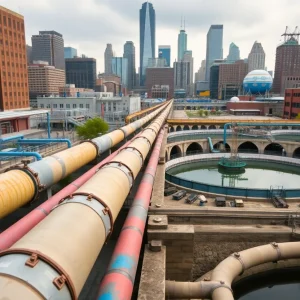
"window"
53,104,57,108
79,104,83,108
73,104,77,108
86,104,90,109
40,104,44,108
60,104,64,109
66,104,70,108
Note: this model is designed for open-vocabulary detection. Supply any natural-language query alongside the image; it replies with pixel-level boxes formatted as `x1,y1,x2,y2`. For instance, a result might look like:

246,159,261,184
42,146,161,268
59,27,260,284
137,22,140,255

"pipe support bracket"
0,249,76,299
57,195,112,238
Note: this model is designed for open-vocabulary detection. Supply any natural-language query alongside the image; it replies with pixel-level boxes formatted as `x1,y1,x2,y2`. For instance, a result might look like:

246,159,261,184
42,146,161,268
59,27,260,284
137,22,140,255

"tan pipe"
165,241,300,300
0,102,172,299
166,280,230,299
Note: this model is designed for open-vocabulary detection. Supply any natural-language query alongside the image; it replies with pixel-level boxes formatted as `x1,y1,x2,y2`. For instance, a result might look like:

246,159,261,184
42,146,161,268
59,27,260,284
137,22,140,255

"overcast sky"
1,0,299,74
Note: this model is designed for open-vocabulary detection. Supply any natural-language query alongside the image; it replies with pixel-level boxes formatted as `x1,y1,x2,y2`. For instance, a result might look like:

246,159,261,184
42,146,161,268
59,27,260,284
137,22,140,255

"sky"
1,0,299,75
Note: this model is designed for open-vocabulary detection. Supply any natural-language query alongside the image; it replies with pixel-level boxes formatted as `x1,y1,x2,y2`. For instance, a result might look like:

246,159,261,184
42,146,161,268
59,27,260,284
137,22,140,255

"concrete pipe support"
0,101,170,219
0,102,172,299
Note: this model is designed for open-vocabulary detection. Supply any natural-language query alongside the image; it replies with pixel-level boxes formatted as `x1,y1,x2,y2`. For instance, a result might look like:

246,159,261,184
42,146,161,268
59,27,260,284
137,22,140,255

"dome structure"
230,96,240,102
243,70,273,94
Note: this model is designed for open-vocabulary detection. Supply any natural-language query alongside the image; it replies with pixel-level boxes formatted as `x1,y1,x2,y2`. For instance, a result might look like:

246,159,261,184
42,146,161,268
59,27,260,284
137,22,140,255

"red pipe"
97,127,165,300
0,135,140,250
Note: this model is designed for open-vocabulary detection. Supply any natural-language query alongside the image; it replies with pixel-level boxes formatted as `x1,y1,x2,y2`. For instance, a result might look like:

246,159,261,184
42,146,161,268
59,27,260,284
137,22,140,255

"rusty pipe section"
0,101,170,219
165,241,300,300
165,280,231,299
0,102,172,299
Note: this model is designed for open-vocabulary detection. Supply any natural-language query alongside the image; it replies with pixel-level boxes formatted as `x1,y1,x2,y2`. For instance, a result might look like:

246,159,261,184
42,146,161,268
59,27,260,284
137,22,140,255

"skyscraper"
65,57,97,89
248,41,265,72
205,25,223,82
112,57,128,88
227,43,240,62
273,37,300,95
158,45,171,67
195,60,206,82
178,28,187,61
0,6,29,110
32,31,65,70
64,47,77,59
140,2,156,86
104,44,114,75
174,61,191,96
183,50,194,96
123,41,136,90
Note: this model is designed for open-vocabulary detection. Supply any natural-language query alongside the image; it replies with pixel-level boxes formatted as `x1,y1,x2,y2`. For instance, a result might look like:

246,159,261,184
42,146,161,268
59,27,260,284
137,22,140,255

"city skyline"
2,0,299,75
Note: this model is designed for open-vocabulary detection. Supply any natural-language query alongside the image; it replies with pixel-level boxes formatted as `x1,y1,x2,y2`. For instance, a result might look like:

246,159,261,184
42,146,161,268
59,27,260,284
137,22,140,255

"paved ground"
162,193,300,212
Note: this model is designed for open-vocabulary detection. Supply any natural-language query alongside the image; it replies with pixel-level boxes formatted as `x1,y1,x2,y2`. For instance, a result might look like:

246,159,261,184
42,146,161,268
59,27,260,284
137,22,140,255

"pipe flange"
118,147,144,165
119,128,128,139
136,136,152,148
60,192,114,241
102,162,134,187
57,194,112,238
81,139,100,156
210,281,233,295
0,248,76,299
5,165,40,202
231,252,246,275
270,242,282,261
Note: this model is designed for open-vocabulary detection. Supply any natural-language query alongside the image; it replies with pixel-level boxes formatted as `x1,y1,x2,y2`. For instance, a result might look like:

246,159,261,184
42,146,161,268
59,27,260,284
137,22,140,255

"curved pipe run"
165,241,300,300
0,102,172,299
97,127,165,300
0,101,170,219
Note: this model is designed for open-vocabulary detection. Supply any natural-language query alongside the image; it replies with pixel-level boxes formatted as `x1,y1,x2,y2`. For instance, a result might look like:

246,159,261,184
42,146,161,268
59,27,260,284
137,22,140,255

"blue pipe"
0,152,42,161
17,139,72,148
223,123,300,145
47,112,51,138
0,135,24,143
207,137,220,153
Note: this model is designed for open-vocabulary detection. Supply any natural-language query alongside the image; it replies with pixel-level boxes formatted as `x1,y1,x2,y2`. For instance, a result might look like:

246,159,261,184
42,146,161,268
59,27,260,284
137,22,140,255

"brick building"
218,60,248,100
0,6,29,110
28,61,65,98
273,38,300,95
96,75,121,96
145,68,174,99
284,88,300,119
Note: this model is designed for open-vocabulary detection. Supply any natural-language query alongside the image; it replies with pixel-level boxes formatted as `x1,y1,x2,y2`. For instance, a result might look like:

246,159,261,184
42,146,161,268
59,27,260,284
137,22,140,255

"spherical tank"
243,70,273,94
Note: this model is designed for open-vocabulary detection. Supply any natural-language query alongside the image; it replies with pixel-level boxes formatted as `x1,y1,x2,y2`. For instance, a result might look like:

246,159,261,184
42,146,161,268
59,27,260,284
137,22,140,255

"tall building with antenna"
139,2,156,87
273,27,300,95
177,17,187,61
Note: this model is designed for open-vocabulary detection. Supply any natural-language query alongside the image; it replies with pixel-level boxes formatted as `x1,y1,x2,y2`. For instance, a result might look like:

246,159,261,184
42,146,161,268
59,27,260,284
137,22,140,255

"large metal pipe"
0,103,172,299
97,127,165,300
0,135,140,251
164,241,300,300
0,102,170,218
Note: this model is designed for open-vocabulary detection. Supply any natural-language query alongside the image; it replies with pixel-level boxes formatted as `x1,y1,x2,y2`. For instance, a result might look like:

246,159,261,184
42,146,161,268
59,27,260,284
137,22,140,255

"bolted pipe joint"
165,280,233,299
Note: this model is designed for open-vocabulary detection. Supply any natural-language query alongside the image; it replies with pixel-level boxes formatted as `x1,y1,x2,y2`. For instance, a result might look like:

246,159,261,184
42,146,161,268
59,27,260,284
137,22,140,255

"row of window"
2,60,26,69
1,50,26,59
2,81,27,88
1,71,27,78
40,103,90,109
292,102,300,108
285,93,300,97
5,101,27,106
2,91,26,97
0,15,24,31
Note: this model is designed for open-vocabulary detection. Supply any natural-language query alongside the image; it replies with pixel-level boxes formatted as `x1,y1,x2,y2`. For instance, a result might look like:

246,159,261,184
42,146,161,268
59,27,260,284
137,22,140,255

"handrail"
0,151,42,161
18,138,72,148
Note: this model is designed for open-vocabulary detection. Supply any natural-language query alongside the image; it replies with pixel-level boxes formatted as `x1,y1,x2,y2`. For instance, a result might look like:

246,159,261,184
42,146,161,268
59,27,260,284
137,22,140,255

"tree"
296,113,300,119
76,117,109,140
198,109,204,117
204,110,209,117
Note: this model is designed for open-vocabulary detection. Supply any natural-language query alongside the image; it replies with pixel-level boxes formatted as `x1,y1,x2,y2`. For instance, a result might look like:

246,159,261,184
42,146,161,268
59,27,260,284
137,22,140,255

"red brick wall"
284,88,300,119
